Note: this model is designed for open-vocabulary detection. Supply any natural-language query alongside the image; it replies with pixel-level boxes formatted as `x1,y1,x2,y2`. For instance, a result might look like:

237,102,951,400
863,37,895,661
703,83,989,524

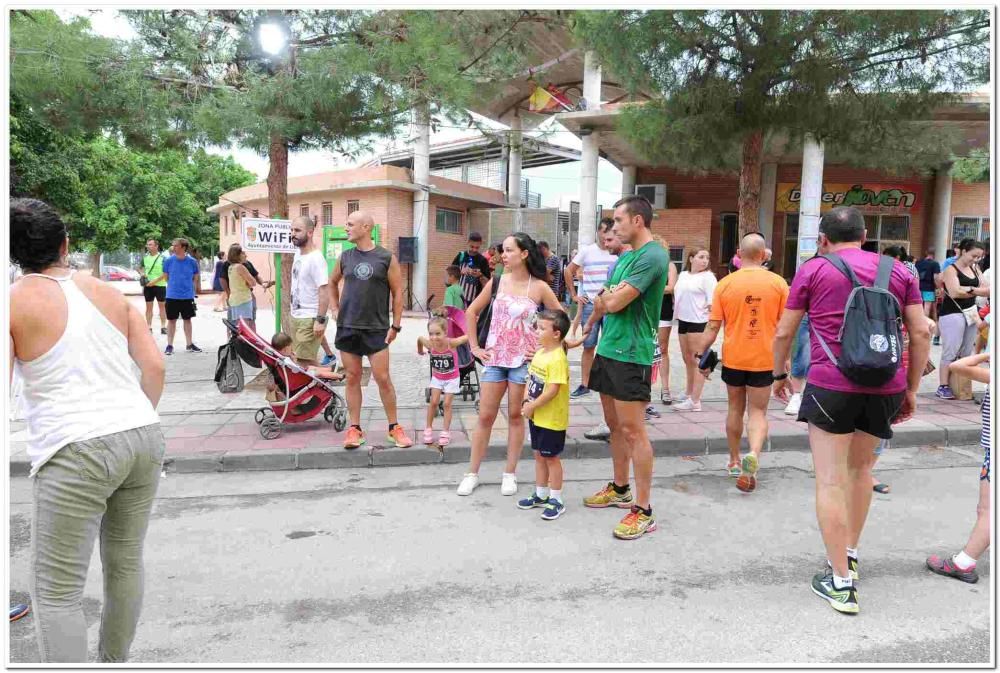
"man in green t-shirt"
577,195,667,541
137,238,168,334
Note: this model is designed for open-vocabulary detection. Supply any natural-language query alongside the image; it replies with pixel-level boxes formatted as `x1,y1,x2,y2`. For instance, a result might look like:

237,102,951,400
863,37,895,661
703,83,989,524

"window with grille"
952,216,989,247
300,204,309,217
436,208,463,234
347,200,360,215
861,214,911,253
668,245,685,267
322,203,333,227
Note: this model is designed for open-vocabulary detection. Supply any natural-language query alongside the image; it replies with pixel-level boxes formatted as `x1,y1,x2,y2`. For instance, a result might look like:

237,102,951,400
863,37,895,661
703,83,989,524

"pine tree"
573,10,990,235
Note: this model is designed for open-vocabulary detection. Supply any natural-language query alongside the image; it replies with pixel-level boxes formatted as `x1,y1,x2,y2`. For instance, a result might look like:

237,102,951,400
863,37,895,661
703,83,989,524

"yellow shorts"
292,317,322,363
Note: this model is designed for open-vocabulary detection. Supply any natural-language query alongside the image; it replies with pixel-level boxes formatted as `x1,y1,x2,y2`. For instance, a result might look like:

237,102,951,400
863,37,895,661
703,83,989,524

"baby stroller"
227,318,348,439
425,305,480,412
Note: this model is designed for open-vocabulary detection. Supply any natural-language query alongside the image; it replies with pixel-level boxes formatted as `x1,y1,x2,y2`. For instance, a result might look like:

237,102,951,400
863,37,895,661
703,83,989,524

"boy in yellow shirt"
518,310,571,520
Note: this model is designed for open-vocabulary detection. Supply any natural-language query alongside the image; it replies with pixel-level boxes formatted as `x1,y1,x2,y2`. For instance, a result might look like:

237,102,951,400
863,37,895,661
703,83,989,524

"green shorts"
292,317,323,363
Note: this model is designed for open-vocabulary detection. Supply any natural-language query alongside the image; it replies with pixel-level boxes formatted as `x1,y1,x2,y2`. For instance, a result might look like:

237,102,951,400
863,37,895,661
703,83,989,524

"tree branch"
458,11,527,75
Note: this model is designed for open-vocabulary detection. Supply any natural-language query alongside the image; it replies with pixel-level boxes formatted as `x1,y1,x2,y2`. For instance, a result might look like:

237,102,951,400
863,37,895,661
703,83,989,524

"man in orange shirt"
696,233,789,492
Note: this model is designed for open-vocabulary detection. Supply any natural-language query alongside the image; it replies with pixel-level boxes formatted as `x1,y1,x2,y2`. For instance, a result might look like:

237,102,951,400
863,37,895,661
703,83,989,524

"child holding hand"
518,310,572,520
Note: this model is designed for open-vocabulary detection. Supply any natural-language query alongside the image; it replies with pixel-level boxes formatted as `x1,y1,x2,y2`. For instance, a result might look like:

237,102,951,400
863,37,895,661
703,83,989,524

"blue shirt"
941,256,958,272
163,255,200,300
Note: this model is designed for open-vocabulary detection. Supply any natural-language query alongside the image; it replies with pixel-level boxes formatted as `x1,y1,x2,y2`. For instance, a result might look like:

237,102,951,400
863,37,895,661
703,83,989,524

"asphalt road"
8,445,992,665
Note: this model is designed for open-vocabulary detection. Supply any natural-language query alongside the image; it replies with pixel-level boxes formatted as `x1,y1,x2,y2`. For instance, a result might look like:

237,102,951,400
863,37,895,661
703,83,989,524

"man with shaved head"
695,232,789,493
329,211,413,450
289,214,331,368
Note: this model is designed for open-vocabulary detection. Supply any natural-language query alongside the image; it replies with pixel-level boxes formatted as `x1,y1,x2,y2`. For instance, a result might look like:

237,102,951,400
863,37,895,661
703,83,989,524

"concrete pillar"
930,164,954,262
507,115,522,207
579,51,602,248
796,134,824,271
411,105,430,309
758,162,777,245
621,165,637,199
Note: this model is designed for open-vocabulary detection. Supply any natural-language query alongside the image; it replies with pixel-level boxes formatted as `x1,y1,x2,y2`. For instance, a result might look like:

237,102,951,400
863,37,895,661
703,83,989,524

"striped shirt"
572,243,618,299
982,389,991,451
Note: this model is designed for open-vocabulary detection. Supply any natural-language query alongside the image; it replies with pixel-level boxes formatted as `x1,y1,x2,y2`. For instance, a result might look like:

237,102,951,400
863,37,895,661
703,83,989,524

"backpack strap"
808,319,840,368
820,253,861,288
874,253,895,291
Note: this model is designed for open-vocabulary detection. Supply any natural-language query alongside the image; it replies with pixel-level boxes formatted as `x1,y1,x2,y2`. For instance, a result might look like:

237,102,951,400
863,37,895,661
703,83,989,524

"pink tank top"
485,276,539,368
429,348,459,381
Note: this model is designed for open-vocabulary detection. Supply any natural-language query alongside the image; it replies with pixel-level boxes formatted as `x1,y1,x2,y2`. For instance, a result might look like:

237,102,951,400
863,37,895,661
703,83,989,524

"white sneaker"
500,473,518,496
457,473,480,496
673,398,702,412
784,393,802,416
583,421,611,440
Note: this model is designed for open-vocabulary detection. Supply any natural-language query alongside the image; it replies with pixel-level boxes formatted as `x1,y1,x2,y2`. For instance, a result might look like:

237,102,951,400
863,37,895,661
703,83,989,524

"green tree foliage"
953,147,989,183
11,95,256,257
573,10,990,234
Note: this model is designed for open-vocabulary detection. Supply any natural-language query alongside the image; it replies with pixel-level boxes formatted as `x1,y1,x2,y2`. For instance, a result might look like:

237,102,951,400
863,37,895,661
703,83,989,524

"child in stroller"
417,316,469,446
267,333,344,401
229,318,348,439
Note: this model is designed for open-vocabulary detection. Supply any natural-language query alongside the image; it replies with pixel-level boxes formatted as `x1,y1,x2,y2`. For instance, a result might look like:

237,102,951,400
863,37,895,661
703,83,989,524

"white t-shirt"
572,243,618,299
674,270,718,323
291,250,329,319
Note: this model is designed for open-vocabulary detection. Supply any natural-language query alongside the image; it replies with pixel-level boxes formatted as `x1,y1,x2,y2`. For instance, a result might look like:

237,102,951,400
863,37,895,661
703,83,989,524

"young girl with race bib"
418,317,468,446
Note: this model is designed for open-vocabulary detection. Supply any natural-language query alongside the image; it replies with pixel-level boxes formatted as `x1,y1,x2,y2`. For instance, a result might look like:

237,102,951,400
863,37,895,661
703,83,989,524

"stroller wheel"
323,406,335,423
425,388,431,404
333,411,347,432
255,408,269,424
260,417,281,440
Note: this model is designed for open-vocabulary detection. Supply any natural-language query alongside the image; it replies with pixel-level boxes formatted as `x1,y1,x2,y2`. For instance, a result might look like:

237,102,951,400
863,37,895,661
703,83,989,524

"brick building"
209,136,579,307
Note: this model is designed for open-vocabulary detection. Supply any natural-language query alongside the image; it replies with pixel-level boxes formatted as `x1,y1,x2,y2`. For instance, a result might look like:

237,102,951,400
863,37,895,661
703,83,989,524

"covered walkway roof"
372,134,580,171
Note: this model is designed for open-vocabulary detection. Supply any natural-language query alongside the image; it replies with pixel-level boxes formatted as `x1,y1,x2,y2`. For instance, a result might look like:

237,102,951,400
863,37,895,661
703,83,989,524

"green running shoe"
812,568,859,615
827,556,859,581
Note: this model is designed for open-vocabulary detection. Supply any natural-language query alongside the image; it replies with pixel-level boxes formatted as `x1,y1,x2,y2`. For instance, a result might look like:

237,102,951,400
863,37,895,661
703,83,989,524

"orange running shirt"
709,267,789,372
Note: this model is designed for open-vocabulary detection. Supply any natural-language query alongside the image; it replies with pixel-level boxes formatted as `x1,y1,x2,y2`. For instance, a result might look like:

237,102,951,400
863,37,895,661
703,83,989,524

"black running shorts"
165,298,196,321
677,320,707,335
335,326,389,357
721,367,774,388
589,354,652,403
143,285,166,303
797,383,905,440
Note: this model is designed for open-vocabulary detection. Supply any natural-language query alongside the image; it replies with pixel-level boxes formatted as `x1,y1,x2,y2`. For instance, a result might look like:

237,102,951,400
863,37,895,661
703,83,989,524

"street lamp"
258,22,287,56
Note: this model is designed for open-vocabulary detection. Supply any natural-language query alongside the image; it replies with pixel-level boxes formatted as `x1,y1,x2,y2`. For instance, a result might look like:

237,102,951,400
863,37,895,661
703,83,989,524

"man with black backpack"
451,232,491,308
771,206,930,616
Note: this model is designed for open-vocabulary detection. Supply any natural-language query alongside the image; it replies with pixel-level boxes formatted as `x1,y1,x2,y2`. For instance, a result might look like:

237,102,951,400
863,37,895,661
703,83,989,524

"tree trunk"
89,251,102,278
738,129,764,237
267,131,292,335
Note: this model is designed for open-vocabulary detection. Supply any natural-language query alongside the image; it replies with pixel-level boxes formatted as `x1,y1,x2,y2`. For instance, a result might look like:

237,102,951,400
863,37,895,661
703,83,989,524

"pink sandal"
422,428,434,445
438,431,451,446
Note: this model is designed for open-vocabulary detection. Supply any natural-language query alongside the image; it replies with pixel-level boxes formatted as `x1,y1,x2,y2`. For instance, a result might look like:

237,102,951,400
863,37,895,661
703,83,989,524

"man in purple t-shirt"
771,206,930,616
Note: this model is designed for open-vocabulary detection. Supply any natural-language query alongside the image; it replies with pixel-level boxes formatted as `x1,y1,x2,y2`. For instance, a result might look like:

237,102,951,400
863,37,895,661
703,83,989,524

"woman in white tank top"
9,199,165,663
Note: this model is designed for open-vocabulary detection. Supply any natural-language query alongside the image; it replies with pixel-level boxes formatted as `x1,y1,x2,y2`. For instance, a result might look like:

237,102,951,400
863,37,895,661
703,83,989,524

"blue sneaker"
9,604,29,622
517,493,549,510
541,499,565,520
165,345,174,356
936,385,956,400
570,385,590,399
321,353,337,366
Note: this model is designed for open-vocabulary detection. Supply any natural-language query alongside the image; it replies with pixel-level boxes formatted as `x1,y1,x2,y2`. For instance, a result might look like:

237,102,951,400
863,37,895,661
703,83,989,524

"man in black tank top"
329,211,413,450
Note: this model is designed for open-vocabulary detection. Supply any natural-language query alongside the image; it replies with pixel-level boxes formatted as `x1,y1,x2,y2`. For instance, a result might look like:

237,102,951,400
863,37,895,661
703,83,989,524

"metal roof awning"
374,135,581,171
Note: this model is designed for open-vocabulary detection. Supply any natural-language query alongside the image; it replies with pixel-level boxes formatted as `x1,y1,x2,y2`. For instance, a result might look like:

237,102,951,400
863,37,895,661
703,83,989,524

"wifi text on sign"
240,218,296,254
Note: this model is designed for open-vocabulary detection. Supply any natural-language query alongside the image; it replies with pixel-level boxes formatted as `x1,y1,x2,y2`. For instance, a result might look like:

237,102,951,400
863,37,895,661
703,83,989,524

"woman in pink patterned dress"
458,233,565,497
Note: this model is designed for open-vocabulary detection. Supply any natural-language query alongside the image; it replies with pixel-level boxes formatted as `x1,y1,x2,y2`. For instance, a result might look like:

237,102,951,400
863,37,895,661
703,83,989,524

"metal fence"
469,208,568,258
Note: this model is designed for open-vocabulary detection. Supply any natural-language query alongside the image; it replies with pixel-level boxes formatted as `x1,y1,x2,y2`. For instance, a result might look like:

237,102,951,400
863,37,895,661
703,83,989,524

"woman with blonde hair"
672,247,717,412
226,243,259,330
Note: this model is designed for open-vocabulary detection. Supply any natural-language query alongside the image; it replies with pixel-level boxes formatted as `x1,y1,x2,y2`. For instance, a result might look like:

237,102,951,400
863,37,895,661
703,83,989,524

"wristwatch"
773,372,789,381
314,315,328,325
390,324,402,333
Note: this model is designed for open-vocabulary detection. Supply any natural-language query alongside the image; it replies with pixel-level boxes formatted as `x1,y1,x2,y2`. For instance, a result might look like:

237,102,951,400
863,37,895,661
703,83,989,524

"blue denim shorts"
482,363,529,385
580,301,602,349
790,317,811,379
228,301,254,322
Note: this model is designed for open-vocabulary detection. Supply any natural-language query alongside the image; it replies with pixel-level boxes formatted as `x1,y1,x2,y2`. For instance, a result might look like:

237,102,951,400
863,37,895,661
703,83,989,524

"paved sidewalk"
9,392,985,476
8,290,985,475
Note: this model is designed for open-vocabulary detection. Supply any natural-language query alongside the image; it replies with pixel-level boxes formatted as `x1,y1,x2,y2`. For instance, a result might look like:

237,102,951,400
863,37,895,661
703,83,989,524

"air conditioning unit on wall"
635,184,667,209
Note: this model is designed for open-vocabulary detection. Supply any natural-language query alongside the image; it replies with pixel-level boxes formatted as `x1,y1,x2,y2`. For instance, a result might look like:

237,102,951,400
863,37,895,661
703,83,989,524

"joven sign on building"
240,218,296,254
776,184,921,214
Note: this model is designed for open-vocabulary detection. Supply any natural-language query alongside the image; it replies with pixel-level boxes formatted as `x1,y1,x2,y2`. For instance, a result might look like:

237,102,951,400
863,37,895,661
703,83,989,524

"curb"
11,419,975,477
